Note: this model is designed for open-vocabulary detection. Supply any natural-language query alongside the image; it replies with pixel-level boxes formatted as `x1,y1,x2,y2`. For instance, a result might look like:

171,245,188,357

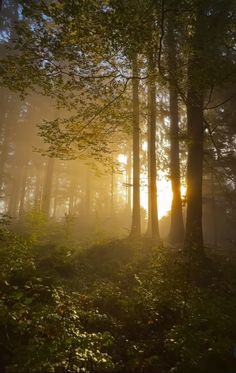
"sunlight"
118,154,127,164
140,177,173,219
140,174,186,220
117,153,186,220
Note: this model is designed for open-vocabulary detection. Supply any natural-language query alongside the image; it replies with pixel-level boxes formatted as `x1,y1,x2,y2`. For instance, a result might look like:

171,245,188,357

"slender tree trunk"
130,55,141,238
18,161,28,219
0,124,10,195
210,171,218,248
34,167,43,209
185,88,204,250
167,20,185,245
110,166,114,215
85,167,91,215
41,157,54,218
126,142,132,215
69,176,77,215
52,175,59,218
8,171,21,217
184,9,205,253
146,53,161,242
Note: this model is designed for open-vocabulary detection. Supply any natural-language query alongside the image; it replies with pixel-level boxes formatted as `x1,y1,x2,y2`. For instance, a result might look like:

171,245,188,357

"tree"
146,51,161,241
184,0,236,251
166,16,185,245
130,55,141,238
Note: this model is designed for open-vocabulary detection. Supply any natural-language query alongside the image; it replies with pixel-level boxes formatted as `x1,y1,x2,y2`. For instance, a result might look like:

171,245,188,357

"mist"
0,1,236,372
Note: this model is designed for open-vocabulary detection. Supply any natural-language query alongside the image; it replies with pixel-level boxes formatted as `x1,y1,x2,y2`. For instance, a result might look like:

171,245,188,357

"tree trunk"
167,20,185,245
18,161,28,219
0,124,10,196
210,170,218,248
34,167,43,209
52,174,59,218
8,170,21,217
110,166,114,215
126,142,132,215
130,55,141,238
41,157,54,219
184,75,204,250
184,9,205,253
85,166,91,216
146,53,161,242
69,175,77,215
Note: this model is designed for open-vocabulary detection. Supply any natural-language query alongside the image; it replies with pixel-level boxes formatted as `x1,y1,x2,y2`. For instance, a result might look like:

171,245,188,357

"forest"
0,0,236,372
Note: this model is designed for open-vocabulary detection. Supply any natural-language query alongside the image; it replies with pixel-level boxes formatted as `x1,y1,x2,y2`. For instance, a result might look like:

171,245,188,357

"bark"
0,123,11,195
126,143,132,215
18,161,28,219
85,167,91,215
146,53,161,242
41,157,54,218
8,170,21,217
184,9,205,253
110,166,114,215
210,171,218,248
52,175,59,218
167,20,185,244
69,176,77,215
34,167,43,208
184,87,204,250
130,55,141,238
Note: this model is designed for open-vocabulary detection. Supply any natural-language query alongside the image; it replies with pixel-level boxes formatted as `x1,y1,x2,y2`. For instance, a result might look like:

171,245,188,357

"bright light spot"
142,141,148,151
118,154,127,164
140,178,172,219
140,175,186,220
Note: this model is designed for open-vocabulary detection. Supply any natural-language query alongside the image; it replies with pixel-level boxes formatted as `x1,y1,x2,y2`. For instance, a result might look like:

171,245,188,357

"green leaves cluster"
0,227,114,372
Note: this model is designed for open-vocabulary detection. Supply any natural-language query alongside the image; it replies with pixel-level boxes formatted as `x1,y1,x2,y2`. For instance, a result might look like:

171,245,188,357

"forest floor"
1,228,236,372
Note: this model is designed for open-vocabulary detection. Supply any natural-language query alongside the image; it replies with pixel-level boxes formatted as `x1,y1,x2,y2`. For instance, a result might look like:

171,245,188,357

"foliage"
74,242,236,372
0,220,236,372
0,227,114,372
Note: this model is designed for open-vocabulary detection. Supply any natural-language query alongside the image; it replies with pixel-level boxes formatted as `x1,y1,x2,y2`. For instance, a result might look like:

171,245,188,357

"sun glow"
140,177,173,220
140,178,186,220
117,153,186,220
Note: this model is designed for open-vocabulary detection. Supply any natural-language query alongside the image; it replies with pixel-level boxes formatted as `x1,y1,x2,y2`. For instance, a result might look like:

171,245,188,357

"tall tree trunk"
85,166,91,215
130,54,141,238
185,86,204,250
8,170,21,217
18,161,28,219
210,170,218,248
0,124,10,196
167,20,185,245
146,53,161,242
126,142,132,215
41,157,54,218
184,9,205,253
34,167,43,209
110,165,114,215
52,174,59,218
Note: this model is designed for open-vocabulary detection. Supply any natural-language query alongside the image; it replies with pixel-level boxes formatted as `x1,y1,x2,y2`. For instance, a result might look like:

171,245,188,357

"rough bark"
185,87,204,250
126,143,132,215
184,9,205,253
130,55,141,238
167,20,185,245
146,53,161,242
